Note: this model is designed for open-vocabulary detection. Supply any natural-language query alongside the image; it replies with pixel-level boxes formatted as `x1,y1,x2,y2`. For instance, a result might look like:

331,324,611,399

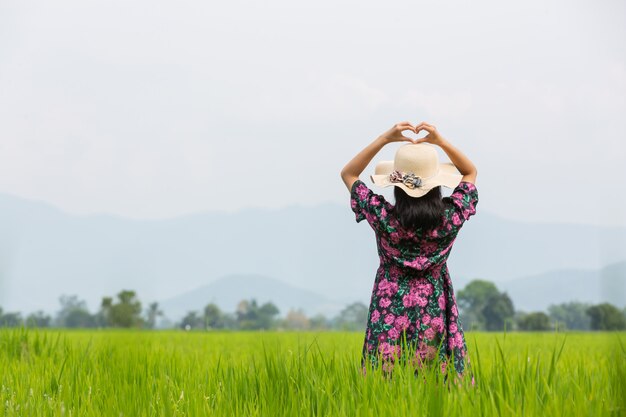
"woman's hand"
413,121,447,147
378,122,417,144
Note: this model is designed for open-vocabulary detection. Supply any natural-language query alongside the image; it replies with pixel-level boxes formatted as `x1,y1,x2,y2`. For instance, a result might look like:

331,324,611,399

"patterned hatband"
388,170,423,189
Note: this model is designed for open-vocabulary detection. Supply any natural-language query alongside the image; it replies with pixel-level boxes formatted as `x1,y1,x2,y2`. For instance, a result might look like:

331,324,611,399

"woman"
340,121,478,385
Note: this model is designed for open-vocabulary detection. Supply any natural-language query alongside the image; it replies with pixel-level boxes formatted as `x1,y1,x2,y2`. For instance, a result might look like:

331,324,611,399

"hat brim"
370,161,463,197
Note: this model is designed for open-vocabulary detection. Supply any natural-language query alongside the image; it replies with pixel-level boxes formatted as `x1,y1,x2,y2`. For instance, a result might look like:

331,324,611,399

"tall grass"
0,328,623,416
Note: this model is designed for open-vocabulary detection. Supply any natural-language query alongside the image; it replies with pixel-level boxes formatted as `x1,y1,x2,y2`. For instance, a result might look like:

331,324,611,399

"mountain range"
0,192,624,320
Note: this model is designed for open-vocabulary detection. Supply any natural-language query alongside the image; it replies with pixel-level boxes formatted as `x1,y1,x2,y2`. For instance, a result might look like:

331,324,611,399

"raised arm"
414,122,478,184
340,122,417,191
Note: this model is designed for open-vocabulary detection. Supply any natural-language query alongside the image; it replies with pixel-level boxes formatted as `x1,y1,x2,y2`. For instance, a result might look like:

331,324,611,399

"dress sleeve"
446,181,479,227
349,179,387,224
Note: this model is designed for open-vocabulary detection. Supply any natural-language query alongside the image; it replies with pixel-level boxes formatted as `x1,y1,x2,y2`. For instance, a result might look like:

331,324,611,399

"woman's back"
350,178,479,273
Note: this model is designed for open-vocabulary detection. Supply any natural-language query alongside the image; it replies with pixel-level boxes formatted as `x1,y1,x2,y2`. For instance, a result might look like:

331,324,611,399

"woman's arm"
414,122,477,184
340,122,416,191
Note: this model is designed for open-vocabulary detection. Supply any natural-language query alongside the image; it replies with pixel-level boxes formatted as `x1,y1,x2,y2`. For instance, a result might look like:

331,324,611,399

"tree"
203,303,225,329
144,302,164,329
101,290,143,328
283,308,310,330
25,311,51,328
586,303,626,330
0,309,22,327
235,299,280,330
56,295,96,328
179,311,204,330
334,302,368,331
309,314,330,330
517,311,552,331
457,280,500,330
548,302,591,330
258,302,280,329
482,292,515,331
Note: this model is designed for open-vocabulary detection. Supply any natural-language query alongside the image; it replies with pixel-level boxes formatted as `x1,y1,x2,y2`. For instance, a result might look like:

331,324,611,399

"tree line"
457,279,626,331
0,291,369,331
1,279,625,331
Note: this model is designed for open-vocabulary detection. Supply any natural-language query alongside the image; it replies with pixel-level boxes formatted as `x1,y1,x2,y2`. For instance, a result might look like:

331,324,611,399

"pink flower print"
382,361,395,373
448,337,456,350
356,184,370,200
440,361,447,374
432,266,441,280
422,241,438,253
403,257,430,270
415,281,434,297
452,212,462,226
388,327,400,340
389,232,400,244
380,238,401,257
454,332,463,348
449,322,458,334
394,314,410,331
402,293,418,308
371,310,380,323
422,314,431,325
380,207,387,218
379,297,391,308
431,316,444,333
370,196,380,206
451,305,458,316
378,333,387,342
376,279,398,297
378,342,401,360
417,341,437,361
384,313,396,325
416,296,428,307
388,265,400,281
438,294,446,310
351,200,357,210
424,327,435,340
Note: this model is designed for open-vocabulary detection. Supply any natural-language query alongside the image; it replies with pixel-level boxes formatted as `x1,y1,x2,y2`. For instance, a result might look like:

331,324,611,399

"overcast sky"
0,0,624,226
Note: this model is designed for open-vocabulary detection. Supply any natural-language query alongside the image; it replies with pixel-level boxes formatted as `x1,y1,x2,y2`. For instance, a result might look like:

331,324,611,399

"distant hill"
158,274,346,322
0,192,624,316
499,260,626,312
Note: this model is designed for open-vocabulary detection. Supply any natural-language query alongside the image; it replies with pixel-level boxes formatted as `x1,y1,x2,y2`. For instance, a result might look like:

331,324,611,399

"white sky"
0,0,625,225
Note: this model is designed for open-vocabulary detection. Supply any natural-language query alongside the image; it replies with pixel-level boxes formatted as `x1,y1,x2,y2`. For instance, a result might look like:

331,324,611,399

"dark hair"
393,186,446,231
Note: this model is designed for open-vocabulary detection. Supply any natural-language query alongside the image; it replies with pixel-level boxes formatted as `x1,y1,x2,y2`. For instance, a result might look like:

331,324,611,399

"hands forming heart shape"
381,121,445,146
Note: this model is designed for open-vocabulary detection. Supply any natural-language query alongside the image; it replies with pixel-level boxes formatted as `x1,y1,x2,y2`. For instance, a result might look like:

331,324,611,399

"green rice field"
1,328,624,416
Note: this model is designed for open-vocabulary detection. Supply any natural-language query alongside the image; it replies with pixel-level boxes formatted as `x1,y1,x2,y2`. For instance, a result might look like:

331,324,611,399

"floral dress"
350,179,478,381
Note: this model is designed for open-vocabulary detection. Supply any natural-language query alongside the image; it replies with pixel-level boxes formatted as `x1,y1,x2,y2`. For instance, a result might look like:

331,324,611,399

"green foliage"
100,290,144,328
517,312,552,331
457,280,500,330
0,328,623,416
587,303,626,330
482,292,515,331
333,302,368,331
548,301,592,330
144,302,164,329
235,299,280,330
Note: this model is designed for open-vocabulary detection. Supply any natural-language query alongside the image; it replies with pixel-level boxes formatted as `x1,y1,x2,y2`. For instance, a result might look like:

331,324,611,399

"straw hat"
370,143,463,197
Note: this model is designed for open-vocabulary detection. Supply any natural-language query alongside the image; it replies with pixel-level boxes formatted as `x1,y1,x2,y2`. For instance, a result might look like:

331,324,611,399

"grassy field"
0,328,624,417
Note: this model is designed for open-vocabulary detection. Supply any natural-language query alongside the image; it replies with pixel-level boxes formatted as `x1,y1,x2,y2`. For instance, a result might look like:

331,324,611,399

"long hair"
393,186,446,231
